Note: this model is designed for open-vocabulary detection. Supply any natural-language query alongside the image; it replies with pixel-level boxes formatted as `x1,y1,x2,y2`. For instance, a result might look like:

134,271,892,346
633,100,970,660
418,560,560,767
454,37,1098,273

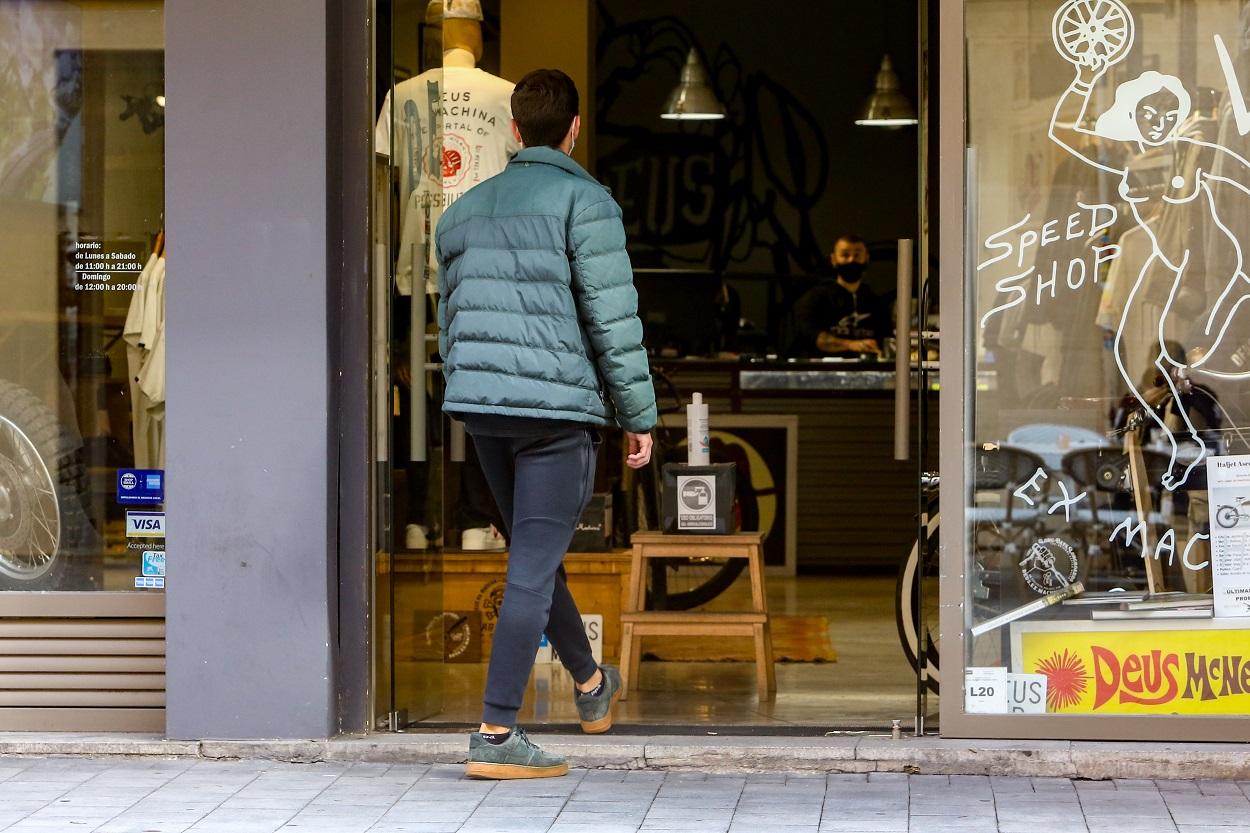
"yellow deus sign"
1019,627,1250,715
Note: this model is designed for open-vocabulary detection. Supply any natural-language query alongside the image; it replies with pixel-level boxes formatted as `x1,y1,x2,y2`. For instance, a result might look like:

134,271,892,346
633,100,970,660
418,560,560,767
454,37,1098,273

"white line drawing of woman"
1049,0,1250,491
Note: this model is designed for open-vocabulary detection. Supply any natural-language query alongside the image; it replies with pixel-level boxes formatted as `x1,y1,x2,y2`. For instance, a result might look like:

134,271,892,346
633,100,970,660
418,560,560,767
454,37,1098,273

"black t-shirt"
791,280,890,357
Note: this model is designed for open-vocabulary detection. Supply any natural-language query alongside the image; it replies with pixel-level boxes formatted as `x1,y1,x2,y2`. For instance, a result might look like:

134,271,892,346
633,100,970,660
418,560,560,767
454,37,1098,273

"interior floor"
412,574,935,729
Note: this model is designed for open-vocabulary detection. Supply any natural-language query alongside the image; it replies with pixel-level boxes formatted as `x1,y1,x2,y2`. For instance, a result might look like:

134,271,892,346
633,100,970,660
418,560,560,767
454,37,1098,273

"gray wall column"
165,0,335,738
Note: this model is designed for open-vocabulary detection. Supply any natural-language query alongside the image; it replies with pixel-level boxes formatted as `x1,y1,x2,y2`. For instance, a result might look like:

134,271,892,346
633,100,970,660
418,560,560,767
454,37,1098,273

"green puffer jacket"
435,146,657,433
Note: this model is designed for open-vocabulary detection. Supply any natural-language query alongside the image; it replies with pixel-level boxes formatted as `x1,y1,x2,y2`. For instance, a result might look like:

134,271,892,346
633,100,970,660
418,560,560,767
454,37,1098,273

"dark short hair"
511,69,579,148
835,234,866,248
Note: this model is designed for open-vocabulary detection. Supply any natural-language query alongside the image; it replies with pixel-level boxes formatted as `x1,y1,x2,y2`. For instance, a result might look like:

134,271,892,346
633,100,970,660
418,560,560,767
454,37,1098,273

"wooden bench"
619,532,775,699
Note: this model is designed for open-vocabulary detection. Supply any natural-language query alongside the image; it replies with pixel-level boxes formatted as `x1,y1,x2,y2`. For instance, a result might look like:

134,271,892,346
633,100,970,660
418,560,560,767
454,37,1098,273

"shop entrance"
369,0,939,733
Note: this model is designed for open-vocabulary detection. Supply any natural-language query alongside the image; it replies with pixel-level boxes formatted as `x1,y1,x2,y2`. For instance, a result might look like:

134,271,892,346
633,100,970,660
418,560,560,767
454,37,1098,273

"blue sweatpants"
470,426,600,727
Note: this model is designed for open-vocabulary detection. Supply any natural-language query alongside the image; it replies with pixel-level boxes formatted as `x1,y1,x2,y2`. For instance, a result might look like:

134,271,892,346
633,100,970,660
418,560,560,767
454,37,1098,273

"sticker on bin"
126,511,165,538
676,475,716,530
134,576,164,589
117,468,164,505
141,551,166,577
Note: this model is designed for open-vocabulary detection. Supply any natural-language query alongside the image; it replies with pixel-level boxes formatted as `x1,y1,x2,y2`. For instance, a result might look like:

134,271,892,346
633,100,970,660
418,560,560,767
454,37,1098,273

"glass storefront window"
966,0,1250,718
1,1,165,592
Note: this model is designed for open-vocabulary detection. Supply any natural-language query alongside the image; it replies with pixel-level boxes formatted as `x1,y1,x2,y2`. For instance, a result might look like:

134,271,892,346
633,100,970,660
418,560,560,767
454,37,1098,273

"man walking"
436,69,656,779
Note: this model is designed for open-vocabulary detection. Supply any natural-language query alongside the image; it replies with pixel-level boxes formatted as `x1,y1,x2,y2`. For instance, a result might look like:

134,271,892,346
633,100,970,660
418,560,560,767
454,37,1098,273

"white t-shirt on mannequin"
376,63,519,295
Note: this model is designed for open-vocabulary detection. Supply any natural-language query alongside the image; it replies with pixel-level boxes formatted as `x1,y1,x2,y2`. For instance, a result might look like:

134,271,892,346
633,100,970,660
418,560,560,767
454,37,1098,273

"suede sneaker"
464,728,568,780
574,664,622,734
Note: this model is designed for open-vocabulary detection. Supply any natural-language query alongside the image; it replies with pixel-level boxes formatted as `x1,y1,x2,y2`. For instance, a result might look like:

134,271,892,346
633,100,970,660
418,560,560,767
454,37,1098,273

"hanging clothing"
1198,11,1250,401
123,253,165,468
992,153,1108,401
143,256,166,466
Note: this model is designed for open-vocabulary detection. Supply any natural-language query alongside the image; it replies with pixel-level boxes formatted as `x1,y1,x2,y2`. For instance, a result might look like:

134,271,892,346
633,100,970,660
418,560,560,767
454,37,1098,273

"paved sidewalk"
0,758,1248,832
4,733,1250,780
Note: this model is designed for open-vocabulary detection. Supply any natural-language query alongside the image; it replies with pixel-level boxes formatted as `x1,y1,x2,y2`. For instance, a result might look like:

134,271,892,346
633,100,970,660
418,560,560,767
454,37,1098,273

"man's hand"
816,332,880,354
626,432,653,469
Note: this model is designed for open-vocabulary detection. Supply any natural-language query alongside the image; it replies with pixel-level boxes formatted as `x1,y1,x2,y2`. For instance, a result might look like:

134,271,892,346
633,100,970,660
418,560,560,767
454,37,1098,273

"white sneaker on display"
461,525,506,551
405,524,429,550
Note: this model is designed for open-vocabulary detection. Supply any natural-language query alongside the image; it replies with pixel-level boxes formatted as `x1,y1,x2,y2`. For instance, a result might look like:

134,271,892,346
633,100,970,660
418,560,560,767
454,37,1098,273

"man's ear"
570,114,581,142
511,119,523,146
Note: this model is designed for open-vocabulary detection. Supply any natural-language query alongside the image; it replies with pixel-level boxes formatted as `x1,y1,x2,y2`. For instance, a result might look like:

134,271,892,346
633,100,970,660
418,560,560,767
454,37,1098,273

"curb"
0,733,1247,780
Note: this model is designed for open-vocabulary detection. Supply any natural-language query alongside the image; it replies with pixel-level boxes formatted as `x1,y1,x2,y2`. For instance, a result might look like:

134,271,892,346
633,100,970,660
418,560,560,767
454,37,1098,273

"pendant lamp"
855,55,918,127
662,49,725,121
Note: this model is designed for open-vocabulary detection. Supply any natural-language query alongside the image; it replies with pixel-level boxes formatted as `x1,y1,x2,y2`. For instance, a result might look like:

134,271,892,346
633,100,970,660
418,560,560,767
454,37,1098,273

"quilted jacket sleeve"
569,197,657,433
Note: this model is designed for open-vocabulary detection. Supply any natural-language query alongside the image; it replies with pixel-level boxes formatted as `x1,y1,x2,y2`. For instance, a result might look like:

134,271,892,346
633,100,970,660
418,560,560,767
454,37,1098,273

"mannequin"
375,0,519,552
442,5,482,66
375,0,519,296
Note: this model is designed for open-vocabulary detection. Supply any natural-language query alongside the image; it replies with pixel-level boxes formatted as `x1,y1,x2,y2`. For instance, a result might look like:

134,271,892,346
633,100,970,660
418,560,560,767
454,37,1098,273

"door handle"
410,265,427,463
374,243,390,464
894,238,914,462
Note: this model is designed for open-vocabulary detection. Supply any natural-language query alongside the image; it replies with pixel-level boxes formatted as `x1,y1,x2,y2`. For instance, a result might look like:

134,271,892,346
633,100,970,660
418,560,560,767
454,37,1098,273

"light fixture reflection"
855,55,917,127
662,48,725,121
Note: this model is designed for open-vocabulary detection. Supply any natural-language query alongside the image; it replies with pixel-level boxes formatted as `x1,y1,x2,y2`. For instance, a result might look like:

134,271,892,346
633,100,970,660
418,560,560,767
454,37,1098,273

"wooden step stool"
619,532,775,700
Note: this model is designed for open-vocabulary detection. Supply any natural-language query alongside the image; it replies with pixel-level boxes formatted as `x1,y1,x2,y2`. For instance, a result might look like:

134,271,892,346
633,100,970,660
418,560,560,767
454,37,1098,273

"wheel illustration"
1216,505,1241,529
896,511,940,696
1052,0,1134,69
0,380,86,589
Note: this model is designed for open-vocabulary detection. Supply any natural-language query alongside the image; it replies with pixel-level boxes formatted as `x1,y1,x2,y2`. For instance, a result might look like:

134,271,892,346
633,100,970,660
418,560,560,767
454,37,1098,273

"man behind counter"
791,234,890,358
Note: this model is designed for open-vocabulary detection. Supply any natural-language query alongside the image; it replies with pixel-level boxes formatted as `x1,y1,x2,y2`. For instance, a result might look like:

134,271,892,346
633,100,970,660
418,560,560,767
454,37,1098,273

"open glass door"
894,0,942,736
371,0,446,730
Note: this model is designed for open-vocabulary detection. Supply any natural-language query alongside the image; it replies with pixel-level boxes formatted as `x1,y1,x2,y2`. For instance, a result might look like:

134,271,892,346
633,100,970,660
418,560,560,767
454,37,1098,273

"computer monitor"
631,269,724,358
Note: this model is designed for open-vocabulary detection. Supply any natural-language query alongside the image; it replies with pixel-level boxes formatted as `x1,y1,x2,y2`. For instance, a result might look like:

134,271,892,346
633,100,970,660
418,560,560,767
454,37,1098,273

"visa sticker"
134,576,165,589
126,511,165,538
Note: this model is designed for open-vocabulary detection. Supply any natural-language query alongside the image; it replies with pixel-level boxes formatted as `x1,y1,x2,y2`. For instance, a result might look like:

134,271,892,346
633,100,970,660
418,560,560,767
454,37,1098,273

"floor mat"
642,614,837,662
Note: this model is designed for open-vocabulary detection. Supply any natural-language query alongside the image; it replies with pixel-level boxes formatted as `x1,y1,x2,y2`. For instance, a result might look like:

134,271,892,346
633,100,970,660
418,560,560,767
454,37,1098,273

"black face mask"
835,262,867,283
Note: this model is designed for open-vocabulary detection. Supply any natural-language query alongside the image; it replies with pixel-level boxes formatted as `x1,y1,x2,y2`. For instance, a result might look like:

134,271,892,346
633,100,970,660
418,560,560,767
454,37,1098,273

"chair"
1060,445,1171,590
970,445,1051,566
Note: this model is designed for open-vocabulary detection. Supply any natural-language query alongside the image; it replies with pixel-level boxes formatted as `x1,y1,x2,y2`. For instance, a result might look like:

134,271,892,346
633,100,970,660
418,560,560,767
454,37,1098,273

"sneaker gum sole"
579,686,622,734
464,761,569,780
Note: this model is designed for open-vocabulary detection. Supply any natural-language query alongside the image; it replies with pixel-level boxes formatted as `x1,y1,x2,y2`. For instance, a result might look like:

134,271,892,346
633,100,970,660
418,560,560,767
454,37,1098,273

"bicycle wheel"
896,510,940,695
0,380,86,589
1216,505,1240,529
